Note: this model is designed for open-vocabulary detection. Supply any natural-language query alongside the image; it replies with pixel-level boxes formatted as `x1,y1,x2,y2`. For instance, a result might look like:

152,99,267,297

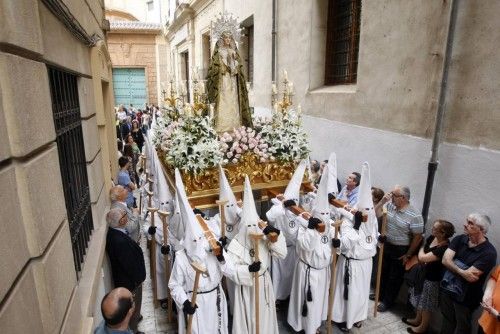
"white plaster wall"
303,115,500,251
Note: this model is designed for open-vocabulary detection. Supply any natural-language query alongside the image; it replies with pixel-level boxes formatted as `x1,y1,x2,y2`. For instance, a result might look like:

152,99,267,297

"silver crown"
211,11,242,45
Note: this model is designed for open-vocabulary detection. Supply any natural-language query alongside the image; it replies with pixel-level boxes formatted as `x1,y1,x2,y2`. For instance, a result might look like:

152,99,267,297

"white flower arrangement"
257,109,310,162
219,126,271,164
153,105,309,174
157,115,223,173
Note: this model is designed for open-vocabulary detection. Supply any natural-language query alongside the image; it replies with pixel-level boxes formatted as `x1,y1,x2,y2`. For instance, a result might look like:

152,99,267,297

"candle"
289,82,294,95
297,104,302,114
274,103,278,114
283,69,288,81
200,81,206,94
272,83,277,94
209,104,214,119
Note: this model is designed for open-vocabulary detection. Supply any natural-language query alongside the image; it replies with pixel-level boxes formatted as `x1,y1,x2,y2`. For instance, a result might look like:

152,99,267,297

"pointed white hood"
233,175,261,247
283,160,307,203
218,165,241,225
353,162,378,253
312,164,331,225
326,152,339,196
175,169,209,265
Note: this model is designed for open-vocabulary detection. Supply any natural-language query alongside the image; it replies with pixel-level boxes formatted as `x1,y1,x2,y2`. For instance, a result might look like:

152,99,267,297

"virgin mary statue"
206,12,252,133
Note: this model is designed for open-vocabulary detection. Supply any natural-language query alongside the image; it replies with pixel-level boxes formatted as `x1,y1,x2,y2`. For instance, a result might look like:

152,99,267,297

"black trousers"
380,243,409,307
440,291,474,334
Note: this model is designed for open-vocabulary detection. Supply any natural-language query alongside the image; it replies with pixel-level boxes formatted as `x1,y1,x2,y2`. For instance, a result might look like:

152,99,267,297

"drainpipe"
421,0,459,224
271,0,277,82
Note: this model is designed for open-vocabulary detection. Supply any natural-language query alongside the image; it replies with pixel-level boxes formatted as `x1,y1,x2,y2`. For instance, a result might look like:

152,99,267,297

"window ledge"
309,84,357,94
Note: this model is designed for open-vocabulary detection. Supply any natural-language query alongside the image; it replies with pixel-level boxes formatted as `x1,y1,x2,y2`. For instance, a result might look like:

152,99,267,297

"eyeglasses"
392,193,404,198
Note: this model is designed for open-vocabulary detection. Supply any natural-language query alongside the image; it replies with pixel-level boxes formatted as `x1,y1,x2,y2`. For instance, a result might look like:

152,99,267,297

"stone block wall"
0,0,115,333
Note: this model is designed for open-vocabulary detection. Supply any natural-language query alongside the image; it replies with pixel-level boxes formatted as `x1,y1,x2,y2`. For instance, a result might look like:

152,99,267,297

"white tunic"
266,203,301,300
169,250,232,334
225,232,287,334
287,218,335,334
331,219,377,329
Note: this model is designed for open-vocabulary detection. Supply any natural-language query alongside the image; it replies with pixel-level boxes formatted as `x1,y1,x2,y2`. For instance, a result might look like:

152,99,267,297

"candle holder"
270,70,294,113
192,78,208,115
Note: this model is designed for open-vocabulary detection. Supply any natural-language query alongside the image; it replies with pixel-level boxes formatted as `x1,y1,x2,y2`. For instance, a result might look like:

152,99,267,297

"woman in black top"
403,220,455,334
131,120,145,153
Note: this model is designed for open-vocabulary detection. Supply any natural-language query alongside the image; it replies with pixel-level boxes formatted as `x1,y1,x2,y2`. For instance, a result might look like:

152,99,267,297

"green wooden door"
112,68,147,107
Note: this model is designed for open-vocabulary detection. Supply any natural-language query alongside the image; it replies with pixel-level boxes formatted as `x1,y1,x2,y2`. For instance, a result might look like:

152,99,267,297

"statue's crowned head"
211,11,241,50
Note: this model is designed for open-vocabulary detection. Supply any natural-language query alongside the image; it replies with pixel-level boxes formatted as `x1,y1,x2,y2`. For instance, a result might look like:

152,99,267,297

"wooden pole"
147,207,159,309
326,220,342,334
158,210,173,323
187,262,207,334
138,155,145,213
216,199,228,238
373,208,387,317
146,190,153,208
250,232,264,334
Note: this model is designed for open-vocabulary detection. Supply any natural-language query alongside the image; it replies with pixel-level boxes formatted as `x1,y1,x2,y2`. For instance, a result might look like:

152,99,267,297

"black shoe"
402,317,416,326
369,293,376,301
407,327,428,334
377,302,389,312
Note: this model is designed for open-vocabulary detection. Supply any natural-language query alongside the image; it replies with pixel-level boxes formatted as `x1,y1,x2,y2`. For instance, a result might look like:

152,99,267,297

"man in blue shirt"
117,156,136,208
337,172,361,206
94,287,141,334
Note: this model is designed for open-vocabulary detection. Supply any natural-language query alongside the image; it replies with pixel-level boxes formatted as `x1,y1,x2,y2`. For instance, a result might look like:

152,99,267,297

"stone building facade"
0,0,117,333
166,0,499,248
105,0,170,107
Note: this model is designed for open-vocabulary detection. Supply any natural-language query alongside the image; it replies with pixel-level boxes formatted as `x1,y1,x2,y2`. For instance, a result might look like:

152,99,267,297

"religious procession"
2,1,499,334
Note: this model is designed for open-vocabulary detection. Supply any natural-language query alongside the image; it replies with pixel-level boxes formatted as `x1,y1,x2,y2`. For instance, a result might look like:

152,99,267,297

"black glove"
183,299,197,315
193,208,205,218
148,226,157,235
216,249,225,262
283,199,296,208
263,225,280,236
328,193,336,201
353,211,363,230
219,236,228,248
160,244,170,255
378,235,387,244
248,261,261,273
332,238,341,248
308,217,322,230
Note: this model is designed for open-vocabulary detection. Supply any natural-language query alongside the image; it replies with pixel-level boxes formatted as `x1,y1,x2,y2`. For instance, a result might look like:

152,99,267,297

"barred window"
48,67,94,276
325,0,362,85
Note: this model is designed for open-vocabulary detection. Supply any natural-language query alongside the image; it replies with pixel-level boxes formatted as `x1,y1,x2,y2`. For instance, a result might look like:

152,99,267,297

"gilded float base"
161,153,305,208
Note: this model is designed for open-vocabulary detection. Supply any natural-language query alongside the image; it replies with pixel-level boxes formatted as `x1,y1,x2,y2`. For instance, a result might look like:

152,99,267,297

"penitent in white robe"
211,213,241,315
143,212,182,300
287,217,335,334
169,250,232,334
266,203,300,300
225,232,287,334
331,219,377,329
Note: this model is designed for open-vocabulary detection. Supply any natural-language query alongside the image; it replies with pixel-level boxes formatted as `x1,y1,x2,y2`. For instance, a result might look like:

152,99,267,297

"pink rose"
235,154,241,158
236,147,242,154
249,143,255,149
227,152,233,158
232,158,238,164
254,148,259,154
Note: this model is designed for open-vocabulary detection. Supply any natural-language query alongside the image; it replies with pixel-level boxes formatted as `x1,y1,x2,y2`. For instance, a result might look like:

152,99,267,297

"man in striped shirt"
375,185,424,312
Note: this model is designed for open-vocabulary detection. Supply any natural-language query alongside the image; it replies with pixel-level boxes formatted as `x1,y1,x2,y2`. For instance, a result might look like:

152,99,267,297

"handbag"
405,262,426,295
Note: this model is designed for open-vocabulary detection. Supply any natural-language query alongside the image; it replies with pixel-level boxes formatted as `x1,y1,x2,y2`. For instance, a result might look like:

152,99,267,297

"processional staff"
216,199,229,238
326,219,343,334
374,208,387,317
186,262,207,334
250,230,264,334
158,210,174,322
147,206,159,309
